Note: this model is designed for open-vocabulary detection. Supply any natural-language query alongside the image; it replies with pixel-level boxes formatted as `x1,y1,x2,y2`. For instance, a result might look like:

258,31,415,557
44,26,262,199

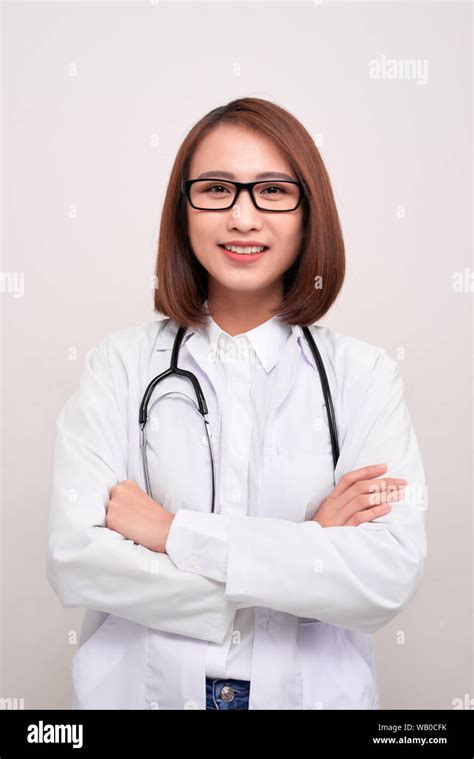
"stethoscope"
139,324,339,513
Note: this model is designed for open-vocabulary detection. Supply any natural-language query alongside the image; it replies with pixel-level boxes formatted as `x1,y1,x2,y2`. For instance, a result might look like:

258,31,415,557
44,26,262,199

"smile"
218,244,269,256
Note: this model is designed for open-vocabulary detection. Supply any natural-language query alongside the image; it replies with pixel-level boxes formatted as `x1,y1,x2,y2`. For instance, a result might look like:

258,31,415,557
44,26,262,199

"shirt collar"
199,298,291,373
155,304,313,374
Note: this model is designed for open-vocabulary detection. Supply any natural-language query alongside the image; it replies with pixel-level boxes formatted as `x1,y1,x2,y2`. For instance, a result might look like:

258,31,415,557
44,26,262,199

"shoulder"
309,323,398,376
80,318,171,400
306,324,402,408
90,317,170,367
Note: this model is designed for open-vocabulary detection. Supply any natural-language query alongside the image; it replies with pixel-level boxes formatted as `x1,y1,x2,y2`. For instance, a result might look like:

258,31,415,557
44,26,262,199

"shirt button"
184,700,198,709
219,685,235,703
187,553,199,568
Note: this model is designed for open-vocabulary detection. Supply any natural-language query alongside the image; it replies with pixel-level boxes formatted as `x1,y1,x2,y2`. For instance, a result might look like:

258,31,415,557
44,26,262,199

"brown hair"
154,97,345,328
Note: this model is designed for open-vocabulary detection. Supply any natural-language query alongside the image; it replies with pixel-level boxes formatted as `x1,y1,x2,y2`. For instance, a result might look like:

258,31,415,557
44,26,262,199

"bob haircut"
154,97,345,328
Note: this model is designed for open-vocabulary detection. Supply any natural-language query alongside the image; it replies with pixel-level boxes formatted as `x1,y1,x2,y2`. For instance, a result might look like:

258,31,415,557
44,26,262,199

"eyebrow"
194,170,296,181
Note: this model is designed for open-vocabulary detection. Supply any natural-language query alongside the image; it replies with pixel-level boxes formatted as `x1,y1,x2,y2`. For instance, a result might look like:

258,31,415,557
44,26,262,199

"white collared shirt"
184,311,292,679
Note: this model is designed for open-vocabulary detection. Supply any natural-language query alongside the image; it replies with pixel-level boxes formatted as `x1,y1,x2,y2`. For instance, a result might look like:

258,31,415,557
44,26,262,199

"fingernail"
374,464,387,470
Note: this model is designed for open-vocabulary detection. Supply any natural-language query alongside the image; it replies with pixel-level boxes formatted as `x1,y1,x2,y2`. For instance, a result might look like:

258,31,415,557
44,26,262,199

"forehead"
189,124,294,179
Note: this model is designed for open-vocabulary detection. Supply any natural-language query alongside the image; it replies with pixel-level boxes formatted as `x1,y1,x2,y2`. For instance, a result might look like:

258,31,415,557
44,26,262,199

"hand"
312,464,407,527
106,479,174,553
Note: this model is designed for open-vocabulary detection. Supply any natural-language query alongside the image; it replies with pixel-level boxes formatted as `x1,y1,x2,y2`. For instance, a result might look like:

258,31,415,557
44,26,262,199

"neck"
207,282,283,337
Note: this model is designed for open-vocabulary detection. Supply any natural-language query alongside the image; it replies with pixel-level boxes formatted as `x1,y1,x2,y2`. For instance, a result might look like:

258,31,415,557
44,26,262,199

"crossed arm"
47,337,427,645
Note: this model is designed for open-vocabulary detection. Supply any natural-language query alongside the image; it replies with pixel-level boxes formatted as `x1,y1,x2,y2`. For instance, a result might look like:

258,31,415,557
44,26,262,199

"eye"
203,184,231,194
260,184,288,196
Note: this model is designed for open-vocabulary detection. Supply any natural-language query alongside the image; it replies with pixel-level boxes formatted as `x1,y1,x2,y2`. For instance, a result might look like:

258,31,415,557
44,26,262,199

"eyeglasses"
181,178,305,212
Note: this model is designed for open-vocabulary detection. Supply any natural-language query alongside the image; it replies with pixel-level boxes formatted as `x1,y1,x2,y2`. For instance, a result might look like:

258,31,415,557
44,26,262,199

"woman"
47,97,427,710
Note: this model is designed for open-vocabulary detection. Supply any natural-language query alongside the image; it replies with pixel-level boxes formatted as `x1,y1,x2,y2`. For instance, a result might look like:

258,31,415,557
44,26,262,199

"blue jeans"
206,677,250,710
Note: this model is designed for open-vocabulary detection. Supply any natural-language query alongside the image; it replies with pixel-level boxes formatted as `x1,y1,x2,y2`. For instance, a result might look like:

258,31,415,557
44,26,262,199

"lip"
218,243,268,263
220,240,269,248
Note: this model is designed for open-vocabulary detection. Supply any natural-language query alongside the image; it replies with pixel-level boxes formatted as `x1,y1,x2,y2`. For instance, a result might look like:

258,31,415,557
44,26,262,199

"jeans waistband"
206,677,250,688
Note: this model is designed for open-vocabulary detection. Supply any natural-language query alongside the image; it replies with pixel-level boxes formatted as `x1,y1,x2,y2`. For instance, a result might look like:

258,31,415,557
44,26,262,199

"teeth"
223,245,266,255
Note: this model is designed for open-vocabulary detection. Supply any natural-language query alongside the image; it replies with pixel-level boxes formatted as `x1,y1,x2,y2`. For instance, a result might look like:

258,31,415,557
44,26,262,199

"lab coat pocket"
297,620,376,709
71,614,148,709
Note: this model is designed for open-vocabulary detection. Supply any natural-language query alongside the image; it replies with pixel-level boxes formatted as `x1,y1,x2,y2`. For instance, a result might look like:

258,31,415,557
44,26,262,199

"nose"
228,188,262,229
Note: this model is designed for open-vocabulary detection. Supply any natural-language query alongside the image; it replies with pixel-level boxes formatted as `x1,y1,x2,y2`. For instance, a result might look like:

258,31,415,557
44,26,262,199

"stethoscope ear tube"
139,327,209,426
302,326,340,472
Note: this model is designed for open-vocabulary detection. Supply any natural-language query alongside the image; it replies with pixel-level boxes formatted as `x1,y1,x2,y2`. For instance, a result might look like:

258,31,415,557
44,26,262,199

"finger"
371,483,407,505
330,464,389,500
344,502,393,527
336,477,407,511
341,487,405,522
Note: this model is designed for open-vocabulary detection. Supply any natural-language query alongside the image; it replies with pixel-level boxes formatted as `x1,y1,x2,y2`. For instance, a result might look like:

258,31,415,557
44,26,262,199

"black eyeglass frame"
180,178,305,212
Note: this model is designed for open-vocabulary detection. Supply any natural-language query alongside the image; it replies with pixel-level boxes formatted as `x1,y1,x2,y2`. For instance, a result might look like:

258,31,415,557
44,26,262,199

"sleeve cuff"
165,509,231,583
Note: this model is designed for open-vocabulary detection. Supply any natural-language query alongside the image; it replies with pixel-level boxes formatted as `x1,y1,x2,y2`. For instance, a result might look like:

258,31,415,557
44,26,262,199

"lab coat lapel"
155,318,220,396
184,327,222,405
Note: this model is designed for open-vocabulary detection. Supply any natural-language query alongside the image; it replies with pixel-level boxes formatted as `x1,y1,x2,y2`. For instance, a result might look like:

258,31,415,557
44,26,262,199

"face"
185,124,304,303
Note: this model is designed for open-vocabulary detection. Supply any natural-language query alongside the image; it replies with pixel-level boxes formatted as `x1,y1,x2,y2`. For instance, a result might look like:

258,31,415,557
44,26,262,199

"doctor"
47,97,427,710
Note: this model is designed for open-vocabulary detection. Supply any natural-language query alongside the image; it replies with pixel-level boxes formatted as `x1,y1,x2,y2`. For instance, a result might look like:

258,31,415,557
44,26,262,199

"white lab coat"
47,316,427,710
